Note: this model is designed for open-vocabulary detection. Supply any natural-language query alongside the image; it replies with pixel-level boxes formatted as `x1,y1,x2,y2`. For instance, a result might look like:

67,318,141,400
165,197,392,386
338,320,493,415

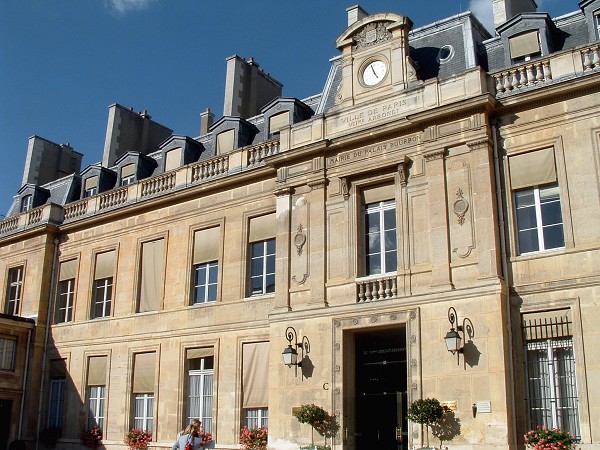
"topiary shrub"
406,398,444,448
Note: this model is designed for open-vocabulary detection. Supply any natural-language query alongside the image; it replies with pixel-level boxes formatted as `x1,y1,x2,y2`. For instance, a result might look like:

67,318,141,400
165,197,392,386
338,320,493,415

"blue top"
172,434,203,450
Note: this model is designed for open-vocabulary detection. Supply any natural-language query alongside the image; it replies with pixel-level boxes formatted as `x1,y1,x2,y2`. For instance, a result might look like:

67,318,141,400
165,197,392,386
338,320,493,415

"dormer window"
216,129,235,154
268,111,290,138
164,147,182,172
84,176,99,198
20,195,33,212
120,164,136,186
595,10,600,38
509,31,541,63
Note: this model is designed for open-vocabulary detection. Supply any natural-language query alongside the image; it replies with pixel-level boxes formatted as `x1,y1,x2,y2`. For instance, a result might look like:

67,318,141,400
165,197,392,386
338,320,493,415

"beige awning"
132,352,156,393
242,342,269,408
509,148,556,190
249,213,276,243
193,227,221,264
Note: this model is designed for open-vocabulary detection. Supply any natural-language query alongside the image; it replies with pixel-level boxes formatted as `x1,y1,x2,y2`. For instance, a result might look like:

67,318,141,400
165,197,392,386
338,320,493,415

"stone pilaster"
273,187,292,312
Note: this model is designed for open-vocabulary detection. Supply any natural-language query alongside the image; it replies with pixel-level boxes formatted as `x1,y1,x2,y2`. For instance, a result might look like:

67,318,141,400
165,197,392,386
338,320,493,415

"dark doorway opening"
355,327,407,450
0,400,12,450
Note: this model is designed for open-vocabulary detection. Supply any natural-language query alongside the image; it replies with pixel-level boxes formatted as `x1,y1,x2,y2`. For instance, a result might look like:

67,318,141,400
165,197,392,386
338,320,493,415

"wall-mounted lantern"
444,307,473,369
282,326,310,377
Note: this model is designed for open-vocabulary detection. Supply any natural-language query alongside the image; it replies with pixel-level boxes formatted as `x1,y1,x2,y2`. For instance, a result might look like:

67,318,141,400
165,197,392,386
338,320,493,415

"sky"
0,0,574,217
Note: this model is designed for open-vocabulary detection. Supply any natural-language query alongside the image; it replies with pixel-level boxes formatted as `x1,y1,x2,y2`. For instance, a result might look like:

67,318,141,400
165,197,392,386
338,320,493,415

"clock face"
362,60,387,86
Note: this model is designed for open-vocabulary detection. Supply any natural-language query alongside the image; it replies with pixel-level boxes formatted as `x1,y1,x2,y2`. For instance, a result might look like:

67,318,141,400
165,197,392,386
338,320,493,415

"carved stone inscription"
329,94,422,134
327,134,420,168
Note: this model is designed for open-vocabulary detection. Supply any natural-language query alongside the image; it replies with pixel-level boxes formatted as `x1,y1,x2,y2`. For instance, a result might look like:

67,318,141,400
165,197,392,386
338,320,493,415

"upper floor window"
248,214,276,296
84,176,99,198
138,239,165,313
164,147,182,172
362,183,397,276
56,259,77,323
20,195,33,212
268,111,290,138
509,149,564,255
192,227,221,305
5,266,24,315
216,129,235,154
47,359,67,429
0,336,16,371
120,164,136,186
92,251,115,319
595,11,600,39
509,31,541,63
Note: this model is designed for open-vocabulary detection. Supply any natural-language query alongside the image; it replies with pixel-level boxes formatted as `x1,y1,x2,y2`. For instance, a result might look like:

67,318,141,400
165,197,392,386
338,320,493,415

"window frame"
513,183,565,255
92,277,113,319
363,199,398,276
133,392,154,431
249,238,276,296
187,355,214,432
5,265,24,316
47,377,66,429
193,261,218,304
56,278,75,323
87,385,106,430
0,336,17,371
20,194,33,212
244,408,268,429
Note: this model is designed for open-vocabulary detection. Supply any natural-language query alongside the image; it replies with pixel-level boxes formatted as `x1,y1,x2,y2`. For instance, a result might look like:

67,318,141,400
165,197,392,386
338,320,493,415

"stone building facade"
1,1,599,449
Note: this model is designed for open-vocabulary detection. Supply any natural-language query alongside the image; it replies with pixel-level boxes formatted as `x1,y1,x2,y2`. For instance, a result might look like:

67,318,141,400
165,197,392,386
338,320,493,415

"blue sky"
0,0,573,216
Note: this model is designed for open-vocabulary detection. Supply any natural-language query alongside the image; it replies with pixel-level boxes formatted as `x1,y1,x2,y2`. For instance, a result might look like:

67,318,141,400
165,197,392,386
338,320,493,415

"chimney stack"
347,5,368,27
200,108,215,136
492,0,537,29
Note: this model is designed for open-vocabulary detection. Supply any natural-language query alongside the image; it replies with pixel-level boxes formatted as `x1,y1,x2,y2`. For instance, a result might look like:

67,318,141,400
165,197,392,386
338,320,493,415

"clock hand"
371,65,378,78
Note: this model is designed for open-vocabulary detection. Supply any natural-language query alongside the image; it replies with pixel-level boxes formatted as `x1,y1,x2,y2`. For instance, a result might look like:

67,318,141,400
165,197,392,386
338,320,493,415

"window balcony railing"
492,43,600,97
356,274,398,303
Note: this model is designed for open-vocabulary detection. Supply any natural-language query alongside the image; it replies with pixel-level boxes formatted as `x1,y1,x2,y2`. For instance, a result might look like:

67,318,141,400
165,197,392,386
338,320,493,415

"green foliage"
293,404,339,444
525,426,574,449
406,398,445,447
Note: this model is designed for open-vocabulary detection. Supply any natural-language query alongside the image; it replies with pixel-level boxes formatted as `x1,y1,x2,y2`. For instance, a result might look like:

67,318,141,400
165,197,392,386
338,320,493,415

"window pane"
251,242,264,258
208,263,218,283
385,250,397,273
207,285,217,301
251,277,263,295
196,266,207,283
518,228,539,254
384,230,397,251
366,212,381,233
265,274,275,293
515,190,535,208
195,286,206,303
266,254,275,275
516,205,537,230
540,201,562,226
383,208,396,229
543,224,564,250
251,258,263,277
266,238,275,255
367,255,381,275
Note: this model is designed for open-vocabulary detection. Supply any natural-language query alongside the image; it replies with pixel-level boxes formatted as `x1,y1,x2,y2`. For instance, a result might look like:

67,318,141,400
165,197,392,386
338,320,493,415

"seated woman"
172,423,203,450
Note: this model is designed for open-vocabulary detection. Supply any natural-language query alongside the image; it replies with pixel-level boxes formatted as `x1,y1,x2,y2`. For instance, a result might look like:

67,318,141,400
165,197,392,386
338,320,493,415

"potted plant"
406,398,444,449
240,426,268,450
81,426,102,449
293,404,338,450
524,426,575,449
125,428,152,449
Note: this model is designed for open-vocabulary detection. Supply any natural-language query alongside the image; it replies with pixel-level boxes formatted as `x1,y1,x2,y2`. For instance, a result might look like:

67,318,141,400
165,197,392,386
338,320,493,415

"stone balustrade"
0,139,281,236
356,275,398,303
493,43,600,96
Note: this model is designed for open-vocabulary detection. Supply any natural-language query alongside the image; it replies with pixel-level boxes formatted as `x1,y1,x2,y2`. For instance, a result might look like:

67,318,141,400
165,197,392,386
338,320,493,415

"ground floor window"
244,408,268,428
133,393,154,431
523,312,580,440
188,355,213,432
87,386,105,430
48,378,66,428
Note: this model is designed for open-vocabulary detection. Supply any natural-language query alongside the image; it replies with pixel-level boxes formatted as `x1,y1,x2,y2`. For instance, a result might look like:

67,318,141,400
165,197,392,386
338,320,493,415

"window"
361,184,397,276
523,311,580,439
57,279,75,323
5,266,24,315
121,164,136,186
20,195,33,212
93,278,112,319
164,147,182,172
595,11,600,39
47,359,67,429
509,149,564,255
48,378,66,428
514,184,564,254
248,214,276,296
187,351,214,432
0,337,16,371
509,31,541,63
268,111,290,138
87,356,107,430
250,240,275,295
132,352,155,431
92,251,115,319
138,239,165,312
192,227,221,304
56,260,77,324
84,176,99,198
216,129,235,154
242,342,269,428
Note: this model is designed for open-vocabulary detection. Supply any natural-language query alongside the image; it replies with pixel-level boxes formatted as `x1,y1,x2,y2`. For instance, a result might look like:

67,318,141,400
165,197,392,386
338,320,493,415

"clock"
362,60,387,86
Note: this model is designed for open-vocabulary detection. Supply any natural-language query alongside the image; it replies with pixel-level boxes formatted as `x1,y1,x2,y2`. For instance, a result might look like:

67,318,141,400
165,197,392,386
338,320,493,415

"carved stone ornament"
453,188,469,225
294,224,307,255
353,22,392,52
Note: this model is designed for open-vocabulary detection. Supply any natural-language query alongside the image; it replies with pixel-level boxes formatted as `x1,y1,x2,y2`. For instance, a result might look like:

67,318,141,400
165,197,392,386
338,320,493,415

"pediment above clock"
336,13,413,51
